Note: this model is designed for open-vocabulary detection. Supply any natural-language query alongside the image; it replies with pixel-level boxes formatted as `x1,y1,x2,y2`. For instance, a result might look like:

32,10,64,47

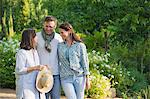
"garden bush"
139,85,150,99
86,69,111,99
88,50,136,97
0,36,19,88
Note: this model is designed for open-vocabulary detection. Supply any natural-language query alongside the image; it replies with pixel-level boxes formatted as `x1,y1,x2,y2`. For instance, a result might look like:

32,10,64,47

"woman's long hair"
59,22,82,42
20,29,36,50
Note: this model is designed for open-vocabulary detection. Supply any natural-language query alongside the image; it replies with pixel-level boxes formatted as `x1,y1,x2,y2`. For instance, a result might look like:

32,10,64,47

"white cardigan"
15,49,40,99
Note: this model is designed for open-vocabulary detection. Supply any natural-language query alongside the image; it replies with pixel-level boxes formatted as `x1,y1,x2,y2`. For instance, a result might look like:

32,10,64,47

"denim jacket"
58,41,90,78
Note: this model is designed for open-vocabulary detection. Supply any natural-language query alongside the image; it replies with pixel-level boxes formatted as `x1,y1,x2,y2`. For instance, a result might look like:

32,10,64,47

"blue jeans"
61,75,86,99
46,75,61,99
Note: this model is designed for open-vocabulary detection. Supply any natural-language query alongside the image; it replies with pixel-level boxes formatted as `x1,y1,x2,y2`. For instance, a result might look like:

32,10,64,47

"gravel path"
0,89,16,99
0,88,66,99
0,88,122,99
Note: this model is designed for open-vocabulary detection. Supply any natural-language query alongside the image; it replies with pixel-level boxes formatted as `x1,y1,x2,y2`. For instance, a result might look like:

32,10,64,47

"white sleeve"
58,34,63,42
15,50,28,75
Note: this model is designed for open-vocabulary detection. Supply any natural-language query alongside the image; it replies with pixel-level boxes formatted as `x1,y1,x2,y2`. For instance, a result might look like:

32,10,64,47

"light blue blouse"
58,41,90,78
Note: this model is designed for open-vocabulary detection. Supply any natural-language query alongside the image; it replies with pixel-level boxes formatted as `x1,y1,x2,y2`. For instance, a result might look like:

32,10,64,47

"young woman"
15,29,45,99
58,22,90,99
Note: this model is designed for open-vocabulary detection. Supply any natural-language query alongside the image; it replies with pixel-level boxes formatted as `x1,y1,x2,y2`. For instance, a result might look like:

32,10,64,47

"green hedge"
0,37,19,89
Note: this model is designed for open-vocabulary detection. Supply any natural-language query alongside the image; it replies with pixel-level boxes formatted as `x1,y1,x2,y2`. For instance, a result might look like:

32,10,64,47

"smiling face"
59,28,70,40
43,21,56,35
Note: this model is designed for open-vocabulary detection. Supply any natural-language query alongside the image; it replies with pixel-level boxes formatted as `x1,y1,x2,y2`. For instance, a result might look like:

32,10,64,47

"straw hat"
36,67,53,93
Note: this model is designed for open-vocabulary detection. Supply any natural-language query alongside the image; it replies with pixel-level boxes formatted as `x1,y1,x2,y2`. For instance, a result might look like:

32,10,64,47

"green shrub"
109,42,150,86
133,85,150,99
145,72,150,84
87,69,111,99
83,31,105,51
128,68,148,92
0,36,19,88
88,50,136,97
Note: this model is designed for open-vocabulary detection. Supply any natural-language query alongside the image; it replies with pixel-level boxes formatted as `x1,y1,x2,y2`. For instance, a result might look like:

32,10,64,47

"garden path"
0,88,122,99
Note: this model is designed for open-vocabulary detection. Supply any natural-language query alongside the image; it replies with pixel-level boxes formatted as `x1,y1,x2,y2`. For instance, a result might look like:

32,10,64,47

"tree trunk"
0,0,6,39
104,32,109,53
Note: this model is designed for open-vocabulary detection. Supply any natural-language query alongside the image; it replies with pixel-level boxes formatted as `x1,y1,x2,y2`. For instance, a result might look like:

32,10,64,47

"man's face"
43,21,56,34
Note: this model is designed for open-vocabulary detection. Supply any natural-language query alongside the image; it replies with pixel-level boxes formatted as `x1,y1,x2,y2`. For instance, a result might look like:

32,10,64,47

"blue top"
58,41,90,78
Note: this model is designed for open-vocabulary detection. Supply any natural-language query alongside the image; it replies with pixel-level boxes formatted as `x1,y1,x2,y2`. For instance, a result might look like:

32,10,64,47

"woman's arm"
80,43,91,89
80,43,90,75
15,50,44,75
27,65,43,73
15,50,28,75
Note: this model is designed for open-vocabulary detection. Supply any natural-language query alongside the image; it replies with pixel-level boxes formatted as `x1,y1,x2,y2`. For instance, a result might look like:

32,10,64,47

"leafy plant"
0,36,19,88
134,85,150,99
83,31,105,51
87,69,111,99
88,50,136,97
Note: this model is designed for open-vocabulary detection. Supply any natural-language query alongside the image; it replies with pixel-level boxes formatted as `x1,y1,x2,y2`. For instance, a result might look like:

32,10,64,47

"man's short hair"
44,16,57,24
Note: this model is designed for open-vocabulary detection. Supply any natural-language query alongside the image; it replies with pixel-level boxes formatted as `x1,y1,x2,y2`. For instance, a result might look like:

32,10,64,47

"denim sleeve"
80,43,90,75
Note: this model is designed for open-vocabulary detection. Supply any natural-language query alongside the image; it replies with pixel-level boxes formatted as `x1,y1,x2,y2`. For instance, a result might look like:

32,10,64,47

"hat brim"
36,68,53,93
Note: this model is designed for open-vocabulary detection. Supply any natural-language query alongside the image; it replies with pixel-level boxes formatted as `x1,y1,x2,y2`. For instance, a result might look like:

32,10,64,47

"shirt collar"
63,40,77,45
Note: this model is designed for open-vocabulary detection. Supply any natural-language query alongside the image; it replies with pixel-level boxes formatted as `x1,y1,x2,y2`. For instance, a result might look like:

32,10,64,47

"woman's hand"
86,75,91,90
27,65,48,73
36,65,48,71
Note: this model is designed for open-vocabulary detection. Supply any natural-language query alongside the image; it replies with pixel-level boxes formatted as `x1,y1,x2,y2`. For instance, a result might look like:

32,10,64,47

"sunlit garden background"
0,0,150,99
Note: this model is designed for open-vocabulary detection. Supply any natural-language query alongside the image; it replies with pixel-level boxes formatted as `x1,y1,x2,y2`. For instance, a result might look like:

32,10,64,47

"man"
36,16,62,99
